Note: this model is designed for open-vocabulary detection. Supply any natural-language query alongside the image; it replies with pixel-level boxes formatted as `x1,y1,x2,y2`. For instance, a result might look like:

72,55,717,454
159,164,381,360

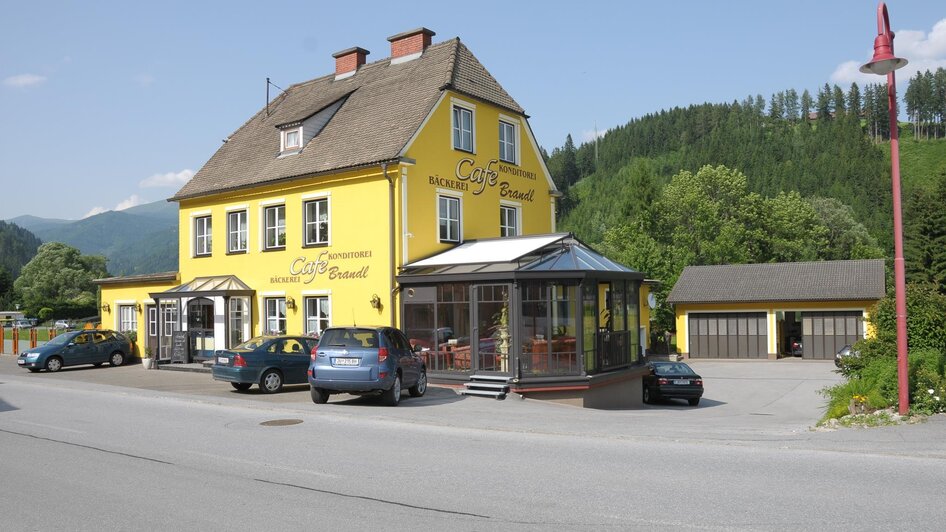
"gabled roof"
398,233,642,283
150,275,254,298
94,271,179,286
666,259,886,304
173,38,524,201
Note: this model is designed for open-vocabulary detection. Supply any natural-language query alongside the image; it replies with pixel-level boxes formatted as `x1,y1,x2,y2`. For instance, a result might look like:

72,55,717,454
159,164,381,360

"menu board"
170,331,189,363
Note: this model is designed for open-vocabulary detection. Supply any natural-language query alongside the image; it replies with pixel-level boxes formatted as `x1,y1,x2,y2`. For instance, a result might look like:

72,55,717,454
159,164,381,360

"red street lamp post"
859,2,909,415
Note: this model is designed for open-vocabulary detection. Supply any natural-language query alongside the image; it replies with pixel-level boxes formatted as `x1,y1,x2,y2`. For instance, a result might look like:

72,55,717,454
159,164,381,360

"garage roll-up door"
688,313,768,359
802,311,864,360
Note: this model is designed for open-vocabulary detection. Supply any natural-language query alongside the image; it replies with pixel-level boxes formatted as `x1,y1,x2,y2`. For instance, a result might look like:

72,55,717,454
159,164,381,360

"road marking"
6,419,87,434
182,450,341,479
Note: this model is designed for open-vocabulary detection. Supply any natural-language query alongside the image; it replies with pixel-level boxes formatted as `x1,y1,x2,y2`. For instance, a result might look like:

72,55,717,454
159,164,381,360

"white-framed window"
119,305,137,332
229,298,249,347
452,105,474,152
228,210,248,253
282,127,302,151
264,205,286,249
305,296,330,337
265,297,287,335
304,198,330,246
438,195,461,243
500,205,519,237
148,306,157,336
161,301,178,336
194,215,212,256
499,120,518,164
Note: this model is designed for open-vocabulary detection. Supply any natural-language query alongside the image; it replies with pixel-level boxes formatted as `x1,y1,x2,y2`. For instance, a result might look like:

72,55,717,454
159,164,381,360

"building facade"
96,28,650,406
667,260,884,360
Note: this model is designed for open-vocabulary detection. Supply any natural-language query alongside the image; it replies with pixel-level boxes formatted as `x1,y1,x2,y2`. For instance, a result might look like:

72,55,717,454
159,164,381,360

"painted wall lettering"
289,250,372,284
453,158,534,202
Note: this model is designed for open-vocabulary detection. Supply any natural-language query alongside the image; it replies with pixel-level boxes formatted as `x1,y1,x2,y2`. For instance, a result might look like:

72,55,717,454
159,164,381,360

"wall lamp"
286,296,296,310
369,294,381,309
135,303,142,312
101,303,110,313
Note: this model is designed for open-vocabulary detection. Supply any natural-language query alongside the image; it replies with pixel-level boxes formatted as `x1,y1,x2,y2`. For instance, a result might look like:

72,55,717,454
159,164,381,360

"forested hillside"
0,221,42,309
545,71,946,334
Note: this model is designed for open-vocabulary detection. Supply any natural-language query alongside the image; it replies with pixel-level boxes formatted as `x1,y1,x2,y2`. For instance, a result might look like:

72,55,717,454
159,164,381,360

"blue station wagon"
18,330,132,372
308,326,427,406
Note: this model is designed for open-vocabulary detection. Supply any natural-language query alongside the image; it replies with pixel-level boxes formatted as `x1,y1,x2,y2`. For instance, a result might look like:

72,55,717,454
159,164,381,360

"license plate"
673,379,690,385
334,358,359,366
217,357,229,364
17,360,25,365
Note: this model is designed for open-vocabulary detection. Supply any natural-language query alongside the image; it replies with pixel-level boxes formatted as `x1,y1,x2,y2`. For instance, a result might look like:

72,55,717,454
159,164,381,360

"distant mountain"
7,214,71,235
4,200,179,276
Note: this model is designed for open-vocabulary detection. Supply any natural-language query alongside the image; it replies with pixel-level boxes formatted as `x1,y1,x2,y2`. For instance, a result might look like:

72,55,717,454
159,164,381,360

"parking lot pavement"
0,353,833,423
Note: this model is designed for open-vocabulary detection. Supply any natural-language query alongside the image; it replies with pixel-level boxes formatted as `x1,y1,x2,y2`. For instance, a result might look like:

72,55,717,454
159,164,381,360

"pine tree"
801,89,813,121
847,83,861,117
784,88,800,121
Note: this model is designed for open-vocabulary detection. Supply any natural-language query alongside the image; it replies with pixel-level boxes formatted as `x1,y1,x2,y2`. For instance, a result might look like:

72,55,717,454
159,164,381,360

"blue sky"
2,1,944,221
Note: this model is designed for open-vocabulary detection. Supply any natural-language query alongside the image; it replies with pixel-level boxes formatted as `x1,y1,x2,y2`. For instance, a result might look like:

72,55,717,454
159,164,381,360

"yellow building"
97,28,651,407
667,260,885,360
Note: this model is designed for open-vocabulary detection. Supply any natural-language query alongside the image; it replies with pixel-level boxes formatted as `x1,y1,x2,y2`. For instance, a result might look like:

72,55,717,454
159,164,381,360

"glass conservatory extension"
397,234,645,381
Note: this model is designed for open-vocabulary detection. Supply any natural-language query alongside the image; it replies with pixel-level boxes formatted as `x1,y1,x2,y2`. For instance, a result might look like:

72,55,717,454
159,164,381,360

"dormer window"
281,127,302,153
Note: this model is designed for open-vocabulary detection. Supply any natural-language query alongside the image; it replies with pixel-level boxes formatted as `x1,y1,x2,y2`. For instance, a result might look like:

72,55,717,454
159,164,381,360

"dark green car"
212,336,319,394
17,330,132,372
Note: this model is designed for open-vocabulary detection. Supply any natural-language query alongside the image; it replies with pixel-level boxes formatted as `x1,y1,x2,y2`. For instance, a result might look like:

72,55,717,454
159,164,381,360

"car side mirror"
412,343,422,353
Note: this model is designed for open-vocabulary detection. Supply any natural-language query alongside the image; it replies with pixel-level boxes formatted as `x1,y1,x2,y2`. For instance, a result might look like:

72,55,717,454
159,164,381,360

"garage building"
667,260,885,360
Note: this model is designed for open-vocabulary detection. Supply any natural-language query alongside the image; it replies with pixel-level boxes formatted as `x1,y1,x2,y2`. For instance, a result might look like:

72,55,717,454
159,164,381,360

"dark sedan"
642,361,704,406
212,336,318,393
17,330,132,372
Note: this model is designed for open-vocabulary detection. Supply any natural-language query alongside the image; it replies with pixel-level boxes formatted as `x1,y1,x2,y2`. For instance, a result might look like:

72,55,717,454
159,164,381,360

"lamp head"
859,30,907,75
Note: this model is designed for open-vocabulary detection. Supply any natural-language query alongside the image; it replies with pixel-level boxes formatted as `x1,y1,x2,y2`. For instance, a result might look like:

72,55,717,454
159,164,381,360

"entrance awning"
397,233,643,284
149,275,255,299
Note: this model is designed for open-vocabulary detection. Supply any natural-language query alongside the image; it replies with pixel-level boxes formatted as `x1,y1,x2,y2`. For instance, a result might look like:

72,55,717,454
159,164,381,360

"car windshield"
653,362,695,375
45,332,80,347
319,328,380,348
233,337,273,351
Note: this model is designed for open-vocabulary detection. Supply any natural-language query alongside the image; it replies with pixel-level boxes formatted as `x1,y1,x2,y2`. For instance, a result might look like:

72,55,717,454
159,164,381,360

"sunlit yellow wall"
401,91,555,263
673,299,879,354
175,167,396,336
99,278,180,332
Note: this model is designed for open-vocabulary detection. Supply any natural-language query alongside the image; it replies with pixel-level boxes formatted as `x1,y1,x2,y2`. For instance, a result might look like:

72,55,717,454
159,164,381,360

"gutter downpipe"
382,162,397,327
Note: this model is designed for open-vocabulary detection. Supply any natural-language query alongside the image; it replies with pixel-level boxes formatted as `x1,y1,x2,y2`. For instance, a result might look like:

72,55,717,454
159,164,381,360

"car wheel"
260,370,283,394
382,374,401,406
230,382,252,391
643,386,652,404
45,357,63,373
311,387,329,404
688,398,700,406
409,369,427,397
109,351,125,367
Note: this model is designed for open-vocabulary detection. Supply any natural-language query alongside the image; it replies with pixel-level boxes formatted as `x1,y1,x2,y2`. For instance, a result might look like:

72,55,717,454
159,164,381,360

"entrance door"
472,284,512,375
187,298,215,362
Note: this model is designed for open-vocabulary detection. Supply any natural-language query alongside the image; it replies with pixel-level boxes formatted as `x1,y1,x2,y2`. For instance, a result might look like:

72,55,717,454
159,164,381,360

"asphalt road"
1,355,944,531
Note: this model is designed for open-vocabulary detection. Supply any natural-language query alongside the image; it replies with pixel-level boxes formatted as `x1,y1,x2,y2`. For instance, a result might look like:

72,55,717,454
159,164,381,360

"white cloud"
82,194,142,219
83,206,107,219
831,18,946,85
139,169,194,188
115,194,142,211
3,73,47,88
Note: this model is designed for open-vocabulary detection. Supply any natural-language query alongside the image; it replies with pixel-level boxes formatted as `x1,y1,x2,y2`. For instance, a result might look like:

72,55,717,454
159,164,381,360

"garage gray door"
801,311,864,360
688,313,768,358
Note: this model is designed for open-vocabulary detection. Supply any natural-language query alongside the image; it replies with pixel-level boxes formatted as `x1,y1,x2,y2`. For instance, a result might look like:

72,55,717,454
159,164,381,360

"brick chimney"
387,28,435,63
332,47,369,79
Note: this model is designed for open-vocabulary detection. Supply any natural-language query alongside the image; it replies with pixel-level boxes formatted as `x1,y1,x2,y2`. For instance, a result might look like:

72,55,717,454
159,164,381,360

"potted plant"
142,345,155,369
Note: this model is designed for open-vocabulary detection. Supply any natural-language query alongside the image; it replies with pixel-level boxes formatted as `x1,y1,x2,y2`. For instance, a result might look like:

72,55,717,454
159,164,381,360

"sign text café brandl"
271,250,372,284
